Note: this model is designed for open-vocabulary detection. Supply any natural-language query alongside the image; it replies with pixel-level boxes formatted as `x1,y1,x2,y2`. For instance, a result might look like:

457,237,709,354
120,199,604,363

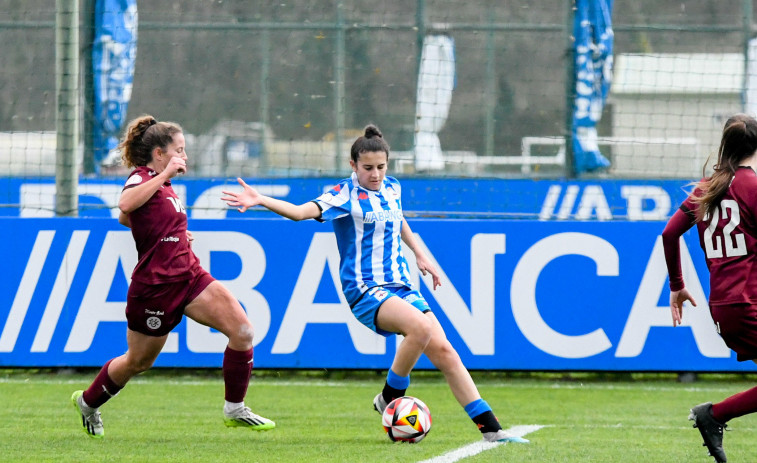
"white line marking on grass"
418,424,544,463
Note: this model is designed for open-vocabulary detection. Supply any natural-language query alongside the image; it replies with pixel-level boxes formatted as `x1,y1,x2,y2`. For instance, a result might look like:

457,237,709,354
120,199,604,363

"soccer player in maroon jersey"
71,115,274,438
662,113,757,463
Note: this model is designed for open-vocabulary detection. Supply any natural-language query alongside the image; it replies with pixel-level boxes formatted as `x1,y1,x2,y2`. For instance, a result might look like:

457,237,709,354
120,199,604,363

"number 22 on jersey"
704,199,747,258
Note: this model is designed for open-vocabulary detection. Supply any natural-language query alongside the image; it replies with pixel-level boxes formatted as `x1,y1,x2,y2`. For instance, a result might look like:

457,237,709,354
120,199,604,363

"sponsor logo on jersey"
363,209,403,223
145,309,165,316
358,192,369,200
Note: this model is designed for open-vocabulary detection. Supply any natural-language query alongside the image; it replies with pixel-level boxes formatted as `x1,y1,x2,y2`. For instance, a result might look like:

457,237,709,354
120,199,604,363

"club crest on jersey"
369,287,389,301
363,209,403,223
146,316,162,330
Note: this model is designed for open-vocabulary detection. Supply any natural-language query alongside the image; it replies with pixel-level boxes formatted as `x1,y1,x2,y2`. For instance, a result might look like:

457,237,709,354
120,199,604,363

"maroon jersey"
662,167,757,305
123,166,200,284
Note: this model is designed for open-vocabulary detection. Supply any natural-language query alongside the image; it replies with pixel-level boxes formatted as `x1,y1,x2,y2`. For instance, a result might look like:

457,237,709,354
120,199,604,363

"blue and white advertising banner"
0,217,751,372
572,0,613,174
92,0,137,170
0,177,691,221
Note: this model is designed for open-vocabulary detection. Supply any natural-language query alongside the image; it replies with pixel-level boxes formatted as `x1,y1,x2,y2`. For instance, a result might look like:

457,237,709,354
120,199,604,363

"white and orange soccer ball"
382,396,432,443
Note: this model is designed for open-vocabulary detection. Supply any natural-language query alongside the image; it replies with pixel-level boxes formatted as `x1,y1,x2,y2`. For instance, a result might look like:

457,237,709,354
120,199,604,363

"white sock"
224,401,244,415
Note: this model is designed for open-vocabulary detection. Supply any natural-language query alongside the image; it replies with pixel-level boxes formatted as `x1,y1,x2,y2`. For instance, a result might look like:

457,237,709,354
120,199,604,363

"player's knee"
409,316,433,348
236,321,255,347
427,340,460,369
437,340,458,363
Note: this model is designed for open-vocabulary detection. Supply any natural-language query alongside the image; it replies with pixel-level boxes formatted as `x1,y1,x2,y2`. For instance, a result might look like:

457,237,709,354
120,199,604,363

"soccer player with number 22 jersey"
663,113,757,463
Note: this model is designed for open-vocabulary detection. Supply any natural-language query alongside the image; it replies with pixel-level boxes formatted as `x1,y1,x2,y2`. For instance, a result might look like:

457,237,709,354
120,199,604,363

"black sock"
381,382,406,404
472,410,501,433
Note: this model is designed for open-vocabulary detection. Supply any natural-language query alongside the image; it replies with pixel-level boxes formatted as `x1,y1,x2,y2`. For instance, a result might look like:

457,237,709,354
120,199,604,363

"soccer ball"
382,396,432,443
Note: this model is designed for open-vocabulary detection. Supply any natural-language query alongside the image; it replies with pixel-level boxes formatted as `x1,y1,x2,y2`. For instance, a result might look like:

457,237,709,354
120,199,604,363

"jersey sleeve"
313,181,351,222
661,197,697,291
122,168,150,191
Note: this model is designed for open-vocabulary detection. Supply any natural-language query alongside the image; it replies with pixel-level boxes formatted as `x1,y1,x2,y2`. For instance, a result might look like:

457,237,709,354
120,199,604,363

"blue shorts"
351,285,431,337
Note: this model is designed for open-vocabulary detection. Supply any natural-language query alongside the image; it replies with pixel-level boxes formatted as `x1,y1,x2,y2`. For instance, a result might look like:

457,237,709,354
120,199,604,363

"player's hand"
164,156,187,178
186,230,194,247
221,178,262,213
670,288,696,327
416,254,441,290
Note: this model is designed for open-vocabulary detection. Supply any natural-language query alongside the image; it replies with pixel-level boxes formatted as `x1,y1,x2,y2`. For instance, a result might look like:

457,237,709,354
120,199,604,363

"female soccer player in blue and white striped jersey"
222,124,527,444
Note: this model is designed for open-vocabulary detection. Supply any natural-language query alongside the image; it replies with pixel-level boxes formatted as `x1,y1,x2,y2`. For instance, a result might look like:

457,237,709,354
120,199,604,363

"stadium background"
1,0,757,372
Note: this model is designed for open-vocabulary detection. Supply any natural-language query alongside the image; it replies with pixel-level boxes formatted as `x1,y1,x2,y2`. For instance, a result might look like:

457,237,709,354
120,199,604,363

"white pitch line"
418,424,544,463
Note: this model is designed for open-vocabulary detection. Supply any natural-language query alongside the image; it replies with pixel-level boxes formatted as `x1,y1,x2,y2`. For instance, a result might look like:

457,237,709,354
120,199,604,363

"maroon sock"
223,346,253,403
712,385,757,423
82,359,124,408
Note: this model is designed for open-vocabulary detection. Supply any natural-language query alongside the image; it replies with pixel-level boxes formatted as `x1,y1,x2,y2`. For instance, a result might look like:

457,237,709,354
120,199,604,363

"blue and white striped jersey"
313,172,413,305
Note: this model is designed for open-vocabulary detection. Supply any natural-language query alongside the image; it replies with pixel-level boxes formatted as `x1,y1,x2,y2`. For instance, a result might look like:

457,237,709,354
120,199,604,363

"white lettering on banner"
575,185,612,221
511,232,615,358
31,231,89,352
540,184,673,221
556,185,580,219
271,233,386,355
538,185,562,220
620,186,671,220
0,230,55,352
188,232,271,352
616,237,729,358
64,231,148,352
404,233,503,355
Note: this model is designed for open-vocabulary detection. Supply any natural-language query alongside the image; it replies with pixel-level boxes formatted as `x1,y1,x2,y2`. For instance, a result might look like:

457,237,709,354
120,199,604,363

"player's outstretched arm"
670,287,697,327
221,177,320,221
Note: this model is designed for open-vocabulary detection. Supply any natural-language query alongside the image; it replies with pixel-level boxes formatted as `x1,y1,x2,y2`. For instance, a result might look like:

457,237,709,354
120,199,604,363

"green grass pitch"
2,370,757,462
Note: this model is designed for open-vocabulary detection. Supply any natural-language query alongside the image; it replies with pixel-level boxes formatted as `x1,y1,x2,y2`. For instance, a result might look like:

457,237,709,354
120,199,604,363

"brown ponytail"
118,115,183,168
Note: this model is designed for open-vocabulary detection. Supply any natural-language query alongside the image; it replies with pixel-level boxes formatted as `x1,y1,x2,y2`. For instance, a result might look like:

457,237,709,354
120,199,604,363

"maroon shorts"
710,303,757,361
126,269,215,337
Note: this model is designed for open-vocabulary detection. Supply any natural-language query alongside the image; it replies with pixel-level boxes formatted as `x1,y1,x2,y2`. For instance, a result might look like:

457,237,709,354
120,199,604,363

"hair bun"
364,124,382,139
